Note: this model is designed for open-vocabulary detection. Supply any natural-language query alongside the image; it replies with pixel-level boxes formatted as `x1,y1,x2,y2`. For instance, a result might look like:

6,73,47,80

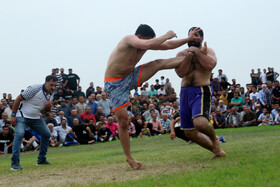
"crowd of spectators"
1,67,279,154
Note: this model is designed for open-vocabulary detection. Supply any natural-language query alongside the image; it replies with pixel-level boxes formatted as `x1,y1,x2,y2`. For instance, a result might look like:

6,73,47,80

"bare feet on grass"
126,159,142,170
211,136,226,160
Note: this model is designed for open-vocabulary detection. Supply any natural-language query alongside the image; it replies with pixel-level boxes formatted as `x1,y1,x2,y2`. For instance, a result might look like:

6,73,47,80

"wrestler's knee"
193,116,209,131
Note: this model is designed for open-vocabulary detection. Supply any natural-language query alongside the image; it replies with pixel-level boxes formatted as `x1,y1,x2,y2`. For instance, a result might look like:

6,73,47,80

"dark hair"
135,24,156,38
188,27,204,37
45,75,58,82
2,125,9,129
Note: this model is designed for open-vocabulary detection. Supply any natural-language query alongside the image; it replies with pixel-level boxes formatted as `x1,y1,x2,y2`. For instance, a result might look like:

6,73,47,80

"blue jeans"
11,117,51,164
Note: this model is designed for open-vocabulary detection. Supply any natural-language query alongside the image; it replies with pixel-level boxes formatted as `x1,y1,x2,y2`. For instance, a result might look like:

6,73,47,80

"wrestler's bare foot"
211,136,226,159
211,150,226,159
126,159,142,170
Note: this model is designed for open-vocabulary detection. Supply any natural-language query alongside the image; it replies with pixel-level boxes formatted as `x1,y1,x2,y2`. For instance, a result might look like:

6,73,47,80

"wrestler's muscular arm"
125,31,177,50
189,42,217,71
175,50,194,78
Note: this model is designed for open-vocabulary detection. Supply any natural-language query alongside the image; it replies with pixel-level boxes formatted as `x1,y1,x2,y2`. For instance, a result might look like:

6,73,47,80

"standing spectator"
266,67,274,82
10,75,58,170
64,87,74,100
98,92,112,117
58,99,71,118
75,96,87,115
86,82,95,98
250,69,259,86
0,125,14,154
67,68,80,91
95,86,103,95
160,113,171,134
50,98,60,118
264,81,273,109
55,68,63,89
106,116,119,139
272,80,280,104
228,107,242,128
257,68,262,85
2,93,8,102
80,106,96,123
242,107,257,127
231,79,237,88
258,84,267,107
260,69,267,84
87,95,98,115
272,67,279,82
60,68,68,88
165,78,172,88
160,76,165,85
149,113,164,135
217,69,228,82
214,109,226,128
74,86,86,99
0,102,4,119
154,79,161,90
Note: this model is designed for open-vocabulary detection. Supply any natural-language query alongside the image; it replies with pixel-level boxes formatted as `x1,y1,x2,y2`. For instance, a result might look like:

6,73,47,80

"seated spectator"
0,125,13,154
165,84,175,96
160,113,171,134
271,103,280,119
142,104,160,121
220,77,231,90
95,114,106,131
214,109,226,128
75,95,87,115
258,84,267,107
95,107,104,122
242,107,257,127
228,107,242,128
54,88,65,101
157,85,166,95
4,100,13,120
210,77,220,96
67,109,82,127
89,118,98,141
106,116,119,140
128,117,136,138
45,112,58,127
149,85,157,97
21,128,39,151
230,92,243,111
257,108,268,124
98,122,113,142
169,112,190,142
80,106,96,123
154,79,161,91
50,98,60,118
64,87,74,100
86,82,95,98
3,121,15,136
274,109,280,125
160,100,173,118
244,96,253,110
47,123,59,147
272,80,280,104
87,95,98,115
58,99,71,118
217,100,227,114
54,119,72,145
249,86,259,110
138,121,151,137
70,119,95,144
259,113,274,126
55,111,68,126
219,90,229,106
149,113,164,135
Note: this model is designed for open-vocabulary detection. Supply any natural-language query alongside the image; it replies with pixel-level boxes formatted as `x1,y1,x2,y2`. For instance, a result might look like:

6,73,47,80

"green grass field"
1,126,280,187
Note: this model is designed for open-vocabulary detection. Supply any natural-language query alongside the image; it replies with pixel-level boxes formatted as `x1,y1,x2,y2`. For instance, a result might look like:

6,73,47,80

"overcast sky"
1,0,279,97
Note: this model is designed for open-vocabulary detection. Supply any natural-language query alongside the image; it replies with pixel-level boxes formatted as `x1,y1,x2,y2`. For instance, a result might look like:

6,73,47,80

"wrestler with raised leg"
104,24,201,169
175,27,226,159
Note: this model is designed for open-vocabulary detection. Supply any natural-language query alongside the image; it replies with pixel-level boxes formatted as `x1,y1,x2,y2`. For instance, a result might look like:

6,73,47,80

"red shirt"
107,122,119,137
80,112,96,123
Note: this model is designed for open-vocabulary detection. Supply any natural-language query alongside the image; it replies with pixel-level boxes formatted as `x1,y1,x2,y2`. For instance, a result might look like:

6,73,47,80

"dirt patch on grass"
0,161,212,186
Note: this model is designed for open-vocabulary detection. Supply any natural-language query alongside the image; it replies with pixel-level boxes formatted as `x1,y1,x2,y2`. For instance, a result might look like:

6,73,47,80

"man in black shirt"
71,119,95,144
98,122,113,142
66,68,80,91
0,125,14,154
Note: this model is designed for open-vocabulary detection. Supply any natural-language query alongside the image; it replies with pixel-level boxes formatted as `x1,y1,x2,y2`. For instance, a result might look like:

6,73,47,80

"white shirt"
54,125,71,143
260,73,267,83
249,92,259,103
16,84,53,119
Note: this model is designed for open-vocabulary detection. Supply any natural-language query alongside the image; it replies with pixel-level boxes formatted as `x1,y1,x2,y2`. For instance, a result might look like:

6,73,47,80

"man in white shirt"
10,75,57,171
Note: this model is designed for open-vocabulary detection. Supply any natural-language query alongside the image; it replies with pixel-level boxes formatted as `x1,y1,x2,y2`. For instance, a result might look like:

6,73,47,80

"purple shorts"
180,86,213,130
